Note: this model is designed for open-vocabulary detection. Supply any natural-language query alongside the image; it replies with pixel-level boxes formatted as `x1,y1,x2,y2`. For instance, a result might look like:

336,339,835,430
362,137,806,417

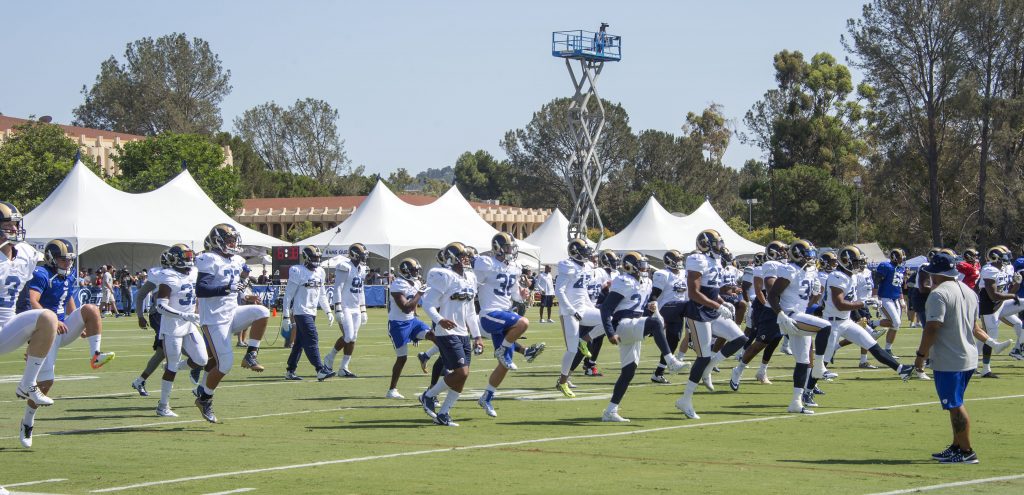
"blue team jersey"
16,266,75,321
1014,257,1024,296
875,261,905,300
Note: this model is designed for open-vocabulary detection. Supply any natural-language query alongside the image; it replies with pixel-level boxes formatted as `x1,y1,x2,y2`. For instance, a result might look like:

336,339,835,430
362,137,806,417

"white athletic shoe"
156,403,178,417
1010,345,1024,361
701,371,715,391
916,370,931,380
675,397,700,419
729,366,744,391
323,352,336,373
823,370,839,380
601,409,630,422
990,339,1014,355
19,421,33,448
15,385,53,406
385,389,404,399
788,401,814,414
665,355,687,373
780,340,792,355
755,369,772,384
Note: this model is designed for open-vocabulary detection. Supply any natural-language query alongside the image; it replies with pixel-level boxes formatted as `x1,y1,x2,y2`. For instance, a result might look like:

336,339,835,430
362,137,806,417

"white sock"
605,402,618,414
983,362,992,374
326,348,338,361
792,387,804,403
860,354,869,364
341,355,352,370
675,350,687,359
736,362,748,371
23,405,37,426
426,380,448,398
19,356,44,391
683,380,698,400
247,338,261,349
426,346,439,357
87,334,101,355
160,379,173,404
560,349,575,375
485,384,497,394
439,390,460,414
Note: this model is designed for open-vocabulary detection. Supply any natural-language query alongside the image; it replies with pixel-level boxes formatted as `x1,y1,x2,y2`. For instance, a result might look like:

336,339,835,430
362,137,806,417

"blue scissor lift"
552,27,621,247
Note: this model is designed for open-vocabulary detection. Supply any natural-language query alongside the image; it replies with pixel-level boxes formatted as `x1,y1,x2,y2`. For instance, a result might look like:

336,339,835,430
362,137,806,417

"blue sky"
0,0,865,175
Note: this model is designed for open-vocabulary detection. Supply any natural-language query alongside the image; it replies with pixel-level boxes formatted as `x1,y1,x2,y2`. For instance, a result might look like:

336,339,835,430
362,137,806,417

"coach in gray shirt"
914,252,983,464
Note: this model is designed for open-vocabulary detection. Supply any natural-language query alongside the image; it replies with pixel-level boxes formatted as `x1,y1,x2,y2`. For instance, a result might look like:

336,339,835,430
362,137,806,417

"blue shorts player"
873,248,907,355
385,258,430,399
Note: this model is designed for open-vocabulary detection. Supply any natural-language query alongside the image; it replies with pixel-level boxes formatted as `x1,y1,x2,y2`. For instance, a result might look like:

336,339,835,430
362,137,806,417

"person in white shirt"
535,265,555,323
282,246,336,382
553,239,603,398
650,249,689,384
131,252,174,397
153,244,208,419
418,242,484,427
574,250,619,377
385,258,430,399
596,252,686,422
326,243,369,377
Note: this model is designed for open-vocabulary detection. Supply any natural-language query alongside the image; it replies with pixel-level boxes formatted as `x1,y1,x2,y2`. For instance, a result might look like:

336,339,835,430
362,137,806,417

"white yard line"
200,489,255,495
90,393,1024,493
865,473,1024,495
3,479,67,488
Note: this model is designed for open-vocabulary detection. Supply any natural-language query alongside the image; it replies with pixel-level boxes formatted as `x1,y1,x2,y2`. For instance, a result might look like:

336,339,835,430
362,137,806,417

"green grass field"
1,308,1023,495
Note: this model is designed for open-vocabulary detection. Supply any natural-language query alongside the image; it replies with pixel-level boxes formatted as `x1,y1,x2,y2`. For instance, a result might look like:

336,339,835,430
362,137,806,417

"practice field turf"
1,309,1023,495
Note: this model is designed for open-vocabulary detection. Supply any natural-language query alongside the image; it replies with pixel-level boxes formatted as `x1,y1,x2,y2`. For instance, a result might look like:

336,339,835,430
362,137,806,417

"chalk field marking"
4,479,67,488
865,473,1024,495
91,393,1024,493
0,375,97,384
201,489,255,495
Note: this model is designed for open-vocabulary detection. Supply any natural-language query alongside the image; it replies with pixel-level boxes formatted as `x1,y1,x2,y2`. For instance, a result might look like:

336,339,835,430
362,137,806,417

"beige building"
236,195,551,239
0,115,232,174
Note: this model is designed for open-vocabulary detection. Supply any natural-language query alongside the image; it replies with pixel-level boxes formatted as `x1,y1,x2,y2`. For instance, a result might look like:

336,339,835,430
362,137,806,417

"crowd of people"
1,196,1018,475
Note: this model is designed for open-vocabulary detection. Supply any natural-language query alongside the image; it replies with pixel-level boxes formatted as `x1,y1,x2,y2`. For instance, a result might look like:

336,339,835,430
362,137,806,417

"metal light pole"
852,175,862,243
743,198,759,231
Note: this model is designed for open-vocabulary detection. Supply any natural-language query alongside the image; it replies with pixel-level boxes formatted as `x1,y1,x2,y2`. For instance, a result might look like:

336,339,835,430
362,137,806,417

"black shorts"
149,312,163,350
659,301,687,339
752,303,782,343
851,307,871,322
540,295,554,308
436,334,472,370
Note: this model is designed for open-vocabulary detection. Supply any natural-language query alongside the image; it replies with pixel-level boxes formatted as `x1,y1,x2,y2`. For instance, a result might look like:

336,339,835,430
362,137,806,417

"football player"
976,245,1022,377
419,242,485,426
0,203,59,447
475,233,544,416
282,245,336,382
578,249,619,376
731,241,787,387
598,252,685,422
650,249,689,384
130,248,174,396
873,248,908,356
154,244,208,418
674,230,748,419
719,248,747,326
17,238,114,447
326,242,369,377
820,246,914,381
554,238,603,398
386,258,431,399
957,248,981,291
194,224,271,423
767,240,833,414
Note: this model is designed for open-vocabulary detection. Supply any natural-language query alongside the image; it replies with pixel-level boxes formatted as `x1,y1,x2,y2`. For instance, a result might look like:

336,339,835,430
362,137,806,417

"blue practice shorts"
659,301,687,339
752,303,782,343
480,310,520,361
540,295,554,308
436,334,472,370
388,318,430,350
933,370,974,410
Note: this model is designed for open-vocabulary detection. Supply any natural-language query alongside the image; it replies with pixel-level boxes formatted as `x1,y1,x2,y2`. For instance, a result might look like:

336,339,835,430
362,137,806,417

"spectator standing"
535,265,555,323
118,265,133,316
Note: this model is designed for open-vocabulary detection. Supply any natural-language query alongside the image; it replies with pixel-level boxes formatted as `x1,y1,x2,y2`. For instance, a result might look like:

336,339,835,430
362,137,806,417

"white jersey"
823,270,857,319
607,274,652,317
332,257,367,309
721,265,742,287
978,263,1012,292
472,254,520,314
159,267,198,337
0,243,39,327
651,268,688,307
776,263,814,313
535,272,554,294
686,252,724,304
855,268,874,300
284,264,330,317
388,277,421,321
589,268,617,303
423,267,480,337
196,251,246,325
556,259,594,315
145,266,170,314
742,265,756,300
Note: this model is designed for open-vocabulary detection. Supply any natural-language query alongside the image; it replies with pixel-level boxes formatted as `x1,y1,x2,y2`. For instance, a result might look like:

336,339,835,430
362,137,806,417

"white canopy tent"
298,182,539,268
23,160,287,271
854,242,887,263
523,208,590,266
601,196,764,258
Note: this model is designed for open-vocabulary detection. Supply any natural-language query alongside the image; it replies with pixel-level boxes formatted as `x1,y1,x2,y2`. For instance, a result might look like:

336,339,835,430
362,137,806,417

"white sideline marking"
91,393,1024,493
201,489,255,495
865,473,1024,495
4,479,67,488
0,375,97,383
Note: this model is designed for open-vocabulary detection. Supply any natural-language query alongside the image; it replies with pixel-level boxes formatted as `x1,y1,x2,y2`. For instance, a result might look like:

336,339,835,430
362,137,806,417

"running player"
650,249,689,384
154,244,208,418
326,242,369,377
554,238,603,398
874,248,908,356
386,258,430,399
131,249,173,396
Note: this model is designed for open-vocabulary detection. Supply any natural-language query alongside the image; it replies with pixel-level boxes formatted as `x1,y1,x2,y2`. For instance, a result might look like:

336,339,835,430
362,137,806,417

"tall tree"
113,133,241,212
845,0,969,246
74,33,231,135
0,120,101,211
234,98,351,184
453,150,515,202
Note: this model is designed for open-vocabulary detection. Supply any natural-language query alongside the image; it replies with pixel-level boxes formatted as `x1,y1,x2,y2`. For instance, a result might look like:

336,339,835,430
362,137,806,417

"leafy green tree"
0,120,100,211
453,150,514,201
233,98,351,184
74,33,231,135
845,0,968,246
113,133,241,212
386,168,417,192
772,165,855,245
286,221,323,243
420,178,450,197
726,216,798,245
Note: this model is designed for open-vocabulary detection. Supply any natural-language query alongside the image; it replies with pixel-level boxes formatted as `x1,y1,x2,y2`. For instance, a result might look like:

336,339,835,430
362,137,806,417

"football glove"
361,311,368,324
776,312,796,336
281,316,292,335
326,311,335,326
182,313,201,326
718,302,735,321
1015,272,1023,285
862,297,879,307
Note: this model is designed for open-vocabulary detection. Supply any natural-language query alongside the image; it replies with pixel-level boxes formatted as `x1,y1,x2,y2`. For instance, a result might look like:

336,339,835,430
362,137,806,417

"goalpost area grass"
1,308,1022,494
